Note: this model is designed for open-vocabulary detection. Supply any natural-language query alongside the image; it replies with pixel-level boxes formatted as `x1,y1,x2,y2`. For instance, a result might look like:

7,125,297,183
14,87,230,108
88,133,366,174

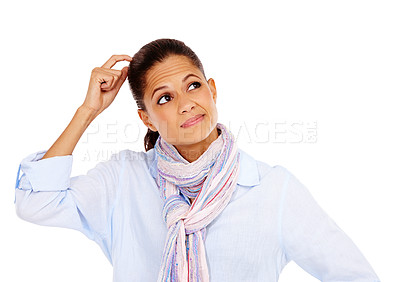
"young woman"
15,38,380,281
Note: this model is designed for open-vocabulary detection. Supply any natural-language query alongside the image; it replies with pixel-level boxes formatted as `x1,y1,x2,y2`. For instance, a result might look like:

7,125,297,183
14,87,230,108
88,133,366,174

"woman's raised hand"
81,54,132,117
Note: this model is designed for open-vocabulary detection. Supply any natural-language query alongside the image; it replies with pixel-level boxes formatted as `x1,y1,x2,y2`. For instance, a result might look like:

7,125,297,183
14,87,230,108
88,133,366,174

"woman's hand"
81,54,132,117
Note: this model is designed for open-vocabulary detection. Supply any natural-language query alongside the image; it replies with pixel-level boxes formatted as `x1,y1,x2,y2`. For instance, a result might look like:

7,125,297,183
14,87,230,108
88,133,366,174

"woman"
14,38,380,281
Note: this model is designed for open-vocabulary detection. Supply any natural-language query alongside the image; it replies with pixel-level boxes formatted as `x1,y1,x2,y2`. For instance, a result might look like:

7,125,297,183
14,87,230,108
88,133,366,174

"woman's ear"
207,78,217,103
137,109,157,132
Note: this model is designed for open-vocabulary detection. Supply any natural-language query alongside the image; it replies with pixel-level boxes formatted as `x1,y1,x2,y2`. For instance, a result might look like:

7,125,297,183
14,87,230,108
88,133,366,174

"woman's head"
128,39,218,152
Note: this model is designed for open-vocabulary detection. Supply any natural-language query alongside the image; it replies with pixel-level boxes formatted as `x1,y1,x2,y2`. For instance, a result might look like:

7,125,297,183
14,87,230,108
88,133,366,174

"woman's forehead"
146,55,202,85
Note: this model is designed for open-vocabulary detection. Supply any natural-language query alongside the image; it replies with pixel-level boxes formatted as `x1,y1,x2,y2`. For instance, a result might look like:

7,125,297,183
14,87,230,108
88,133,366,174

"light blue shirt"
14,148,380,281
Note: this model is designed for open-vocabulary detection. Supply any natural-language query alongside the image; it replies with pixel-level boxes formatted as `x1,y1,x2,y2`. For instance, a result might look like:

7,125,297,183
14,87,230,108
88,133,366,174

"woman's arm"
14,54,132,262
279,167,380,281
42,54,131,159
42,105,97,159
15,149,123,263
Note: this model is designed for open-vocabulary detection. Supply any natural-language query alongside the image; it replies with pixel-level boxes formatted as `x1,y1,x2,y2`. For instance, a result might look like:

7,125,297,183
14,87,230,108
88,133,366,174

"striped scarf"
154,122,240,282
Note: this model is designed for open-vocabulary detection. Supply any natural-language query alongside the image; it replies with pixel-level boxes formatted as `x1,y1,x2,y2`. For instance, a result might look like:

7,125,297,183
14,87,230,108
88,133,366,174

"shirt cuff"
17,150,73,192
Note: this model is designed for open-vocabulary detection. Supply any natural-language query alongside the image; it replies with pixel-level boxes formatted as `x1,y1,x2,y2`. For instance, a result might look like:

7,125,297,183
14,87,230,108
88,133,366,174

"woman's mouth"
181,114,205,128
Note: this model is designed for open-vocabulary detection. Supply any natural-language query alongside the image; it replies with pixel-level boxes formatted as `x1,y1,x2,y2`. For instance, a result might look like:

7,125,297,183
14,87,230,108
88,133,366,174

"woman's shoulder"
100,147,153,161
105,148,154,165
105,148,156,174
237,147,289,184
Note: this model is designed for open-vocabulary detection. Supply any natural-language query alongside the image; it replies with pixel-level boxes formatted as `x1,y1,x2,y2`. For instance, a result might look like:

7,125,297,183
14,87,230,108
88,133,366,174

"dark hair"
127,38,206,152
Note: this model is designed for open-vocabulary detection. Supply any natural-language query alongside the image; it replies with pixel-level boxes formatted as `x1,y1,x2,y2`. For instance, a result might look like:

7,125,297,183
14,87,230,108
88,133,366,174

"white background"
1,0,398,281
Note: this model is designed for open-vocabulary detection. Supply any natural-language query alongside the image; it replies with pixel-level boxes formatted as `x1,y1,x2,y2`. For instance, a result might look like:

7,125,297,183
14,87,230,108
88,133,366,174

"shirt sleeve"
14,150,123,263
279,167,380,281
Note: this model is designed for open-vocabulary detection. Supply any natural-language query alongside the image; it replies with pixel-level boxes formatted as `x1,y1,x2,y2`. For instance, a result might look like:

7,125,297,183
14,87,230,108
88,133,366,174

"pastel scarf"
154,123,240,282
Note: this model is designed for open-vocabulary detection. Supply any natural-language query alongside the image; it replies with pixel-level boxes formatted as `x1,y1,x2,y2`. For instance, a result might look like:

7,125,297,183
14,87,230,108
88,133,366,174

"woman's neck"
174,127,220,163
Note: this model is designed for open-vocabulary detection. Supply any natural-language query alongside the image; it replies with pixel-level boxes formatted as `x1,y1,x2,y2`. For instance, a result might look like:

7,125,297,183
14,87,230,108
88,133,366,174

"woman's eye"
188,81,201,91
157,94,171,105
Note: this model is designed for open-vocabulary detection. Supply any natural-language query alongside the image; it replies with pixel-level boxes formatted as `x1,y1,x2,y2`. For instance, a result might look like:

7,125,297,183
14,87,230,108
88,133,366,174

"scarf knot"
162,194,190,230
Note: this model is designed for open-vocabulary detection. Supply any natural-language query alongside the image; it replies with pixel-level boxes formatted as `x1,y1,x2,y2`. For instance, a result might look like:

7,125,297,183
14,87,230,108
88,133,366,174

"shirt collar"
147,148,260,188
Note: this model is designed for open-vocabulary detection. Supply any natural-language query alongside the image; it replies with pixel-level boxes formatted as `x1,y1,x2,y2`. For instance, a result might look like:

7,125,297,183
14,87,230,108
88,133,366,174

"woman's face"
138,55,218,147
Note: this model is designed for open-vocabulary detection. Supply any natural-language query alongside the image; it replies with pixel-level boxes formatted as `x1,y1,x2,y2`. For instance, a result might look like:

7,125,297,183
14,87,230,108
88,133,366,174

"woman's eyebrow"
182,73,201,82
152,85,168,99
151,73,202,99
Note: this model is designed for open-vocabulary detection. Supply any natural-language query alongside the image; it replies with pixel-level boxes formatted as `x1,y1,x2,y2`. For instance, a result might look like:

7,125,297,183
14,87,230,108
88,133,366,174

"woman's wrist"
78,104,100,125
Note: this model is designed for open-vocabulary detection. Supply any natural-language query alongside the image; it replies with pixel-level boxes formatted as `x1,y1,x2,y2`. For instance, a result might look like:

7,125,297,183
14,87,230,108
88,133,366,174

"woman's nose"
178,93,195,114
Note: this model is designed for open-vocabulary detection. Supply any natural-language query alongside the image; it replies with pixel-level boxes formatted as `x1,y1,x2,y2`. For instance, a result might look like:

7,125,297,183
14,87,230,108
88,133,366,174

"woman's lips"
181,114,205,128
